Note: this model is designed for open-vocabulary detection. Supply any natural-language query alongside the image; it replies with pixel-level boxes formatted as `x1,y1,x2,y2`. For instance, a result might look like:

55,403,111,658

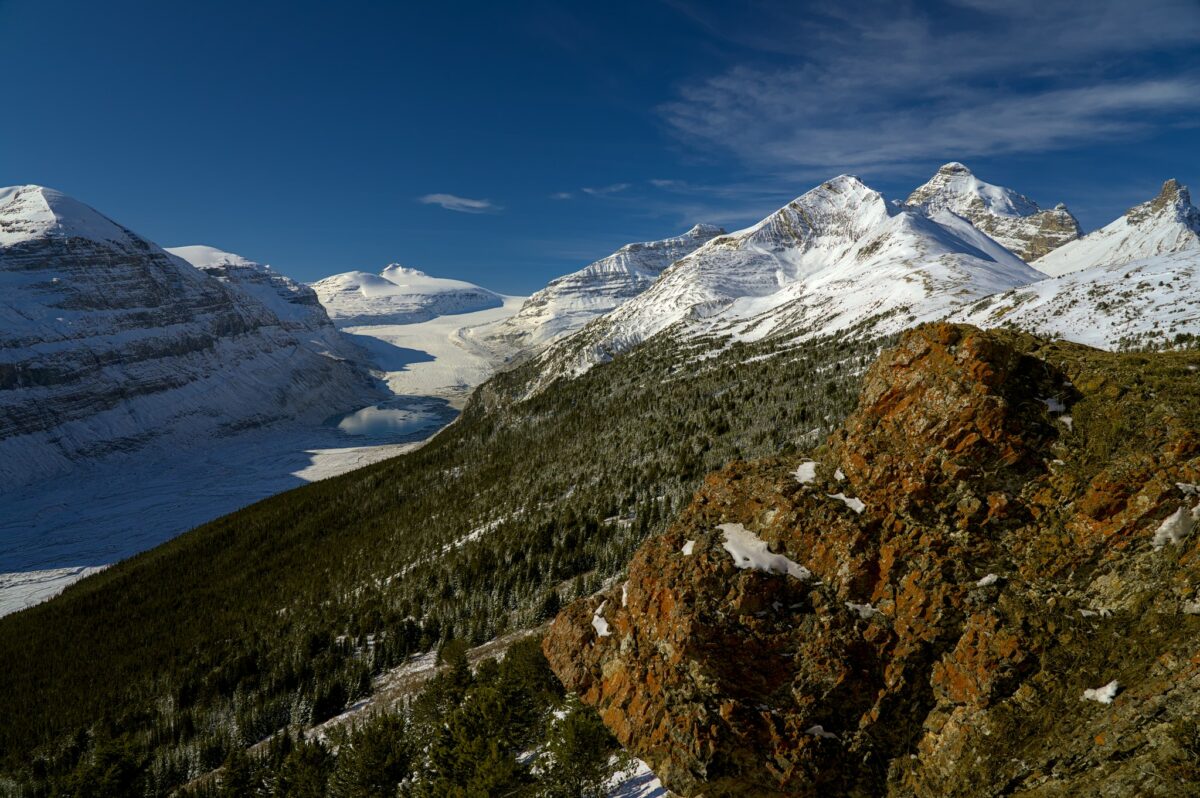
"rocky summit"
544,323,1200,797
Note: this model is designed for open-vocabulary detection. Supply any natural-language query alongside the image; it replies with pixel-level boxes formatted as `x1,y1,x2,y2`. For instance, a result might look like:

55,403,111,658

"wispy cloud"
660,0,1200,175
581,183,631,196
418,193,501,214
550,191,574,200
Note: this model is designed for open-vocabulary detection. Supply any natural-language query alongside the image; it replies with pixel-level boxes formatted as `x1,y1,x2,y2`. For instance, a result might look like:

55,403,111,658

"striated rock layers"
545,323,1200,797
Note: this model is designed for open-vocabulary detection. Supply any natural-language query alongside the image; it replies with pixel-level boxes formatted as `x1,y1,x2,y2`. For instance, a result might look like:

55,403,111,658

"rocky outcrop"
545,323,1200,796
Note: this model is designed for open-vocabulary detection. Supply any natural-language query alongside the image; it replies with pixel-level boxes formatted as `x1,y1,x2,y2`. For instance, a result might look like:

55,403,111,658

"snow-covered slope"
0,185,381,486
475,224,723,353
1033,179,1200,277
532,175,1044,385
312,264,503,327
952,250,1200,350
167,244,353,357
905,162,1080,261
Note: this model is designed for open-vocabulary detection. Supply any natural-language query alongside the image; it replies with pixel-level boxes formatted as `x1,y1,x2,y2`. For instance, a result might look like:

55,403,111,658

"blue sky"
1,0,1198,294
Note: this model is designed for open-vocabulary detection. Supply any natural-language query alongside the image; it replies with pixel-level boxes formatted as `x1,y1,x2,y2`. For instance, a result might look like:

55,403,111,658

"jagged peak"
1125,179,1199,229
685,223,725,237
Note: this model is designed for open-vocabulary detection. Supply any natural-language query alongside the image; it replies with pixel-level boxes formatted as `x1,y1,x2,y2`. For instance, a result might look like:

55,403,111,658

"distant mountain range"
6,163,1198,483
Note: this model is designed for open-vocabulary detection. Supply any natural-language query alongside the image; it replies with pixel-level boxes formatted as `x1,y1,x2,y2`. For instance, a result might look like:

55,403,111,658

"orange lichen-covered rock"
544,324,1200,796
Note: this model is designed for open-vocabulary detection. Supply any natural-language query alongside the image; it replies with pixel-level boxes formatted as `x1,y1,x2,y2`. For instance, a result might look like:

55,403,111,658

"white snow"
794,461,819,484
904,163,1078,262
834,468,846,482
1041,396,1066,413
952,250,1200,350
0,185,136,246
827,493,866,514
0,566,108,617
1034,180,1200,277
606,759,666,798
0,424,433,618
681,540,696,556
1082,680,1120,704
845,601,880,619
805,724,838,740
335,296,526,403
719,523,811,580
312,265,504,327
1152,504,1199,550
976,573,1000,587
591,601,612,637
477,224,723,356
527,173,1045,389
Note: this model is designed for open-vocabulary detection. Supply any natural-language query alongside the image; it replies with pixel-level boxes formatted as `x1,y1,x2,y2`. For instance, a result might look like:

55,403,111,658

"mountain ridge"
1034,178,1200,277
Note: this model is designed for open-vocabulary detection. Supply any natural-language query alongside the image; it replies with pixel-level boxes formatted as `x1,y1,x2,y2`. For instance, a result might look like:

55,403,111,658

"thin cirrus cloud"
581,183,631,196
418,193,502,214
659,0,1200,175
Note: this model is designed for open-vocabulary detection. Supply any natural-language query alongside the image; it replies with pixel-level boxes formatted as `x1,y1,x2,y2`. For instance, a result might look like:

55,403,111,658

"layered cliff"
545,324,1200,797
0,186,380,485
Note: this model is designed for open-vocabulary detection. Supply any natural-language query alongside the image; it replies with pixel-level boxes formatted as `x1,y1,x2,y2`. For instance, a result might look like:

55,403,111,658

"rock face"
545,324,1200,797
0,186,381,485
906,163,1081,262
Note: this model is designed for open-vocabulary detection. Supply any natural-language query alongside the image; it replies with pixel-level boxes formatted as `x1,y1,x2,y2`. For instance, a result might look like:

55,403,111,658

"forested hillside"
0,322,890,795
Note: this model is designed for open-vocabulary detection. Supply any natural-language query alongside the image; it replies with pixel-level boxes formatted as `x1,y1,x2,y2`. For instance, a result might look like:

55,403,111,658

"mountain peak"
0,184,136,247
167,245,262,271
685,223,725,237
905,165,1079,260
1125,179,1198,229
380,264,429,279
1034,180,1200,276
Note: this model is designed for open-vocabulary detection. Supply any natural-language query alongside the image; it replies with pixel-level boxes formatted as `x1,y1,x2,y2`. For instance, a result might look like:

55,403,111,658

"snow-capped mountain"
167,244,354,358
0,185,380,486
953,250,1199,350
531,175,1044,385
475,223,724,353
905,162,1080,261
953,180,1200,349
1033,179,1200,277
312,265,502,327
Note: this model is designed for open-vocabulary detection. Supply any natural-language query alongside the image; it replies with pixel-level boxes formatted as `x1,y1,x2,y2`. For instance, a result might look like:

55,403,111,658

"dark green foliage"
0,328,881,794
537,698,621,798
326,715,411,798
